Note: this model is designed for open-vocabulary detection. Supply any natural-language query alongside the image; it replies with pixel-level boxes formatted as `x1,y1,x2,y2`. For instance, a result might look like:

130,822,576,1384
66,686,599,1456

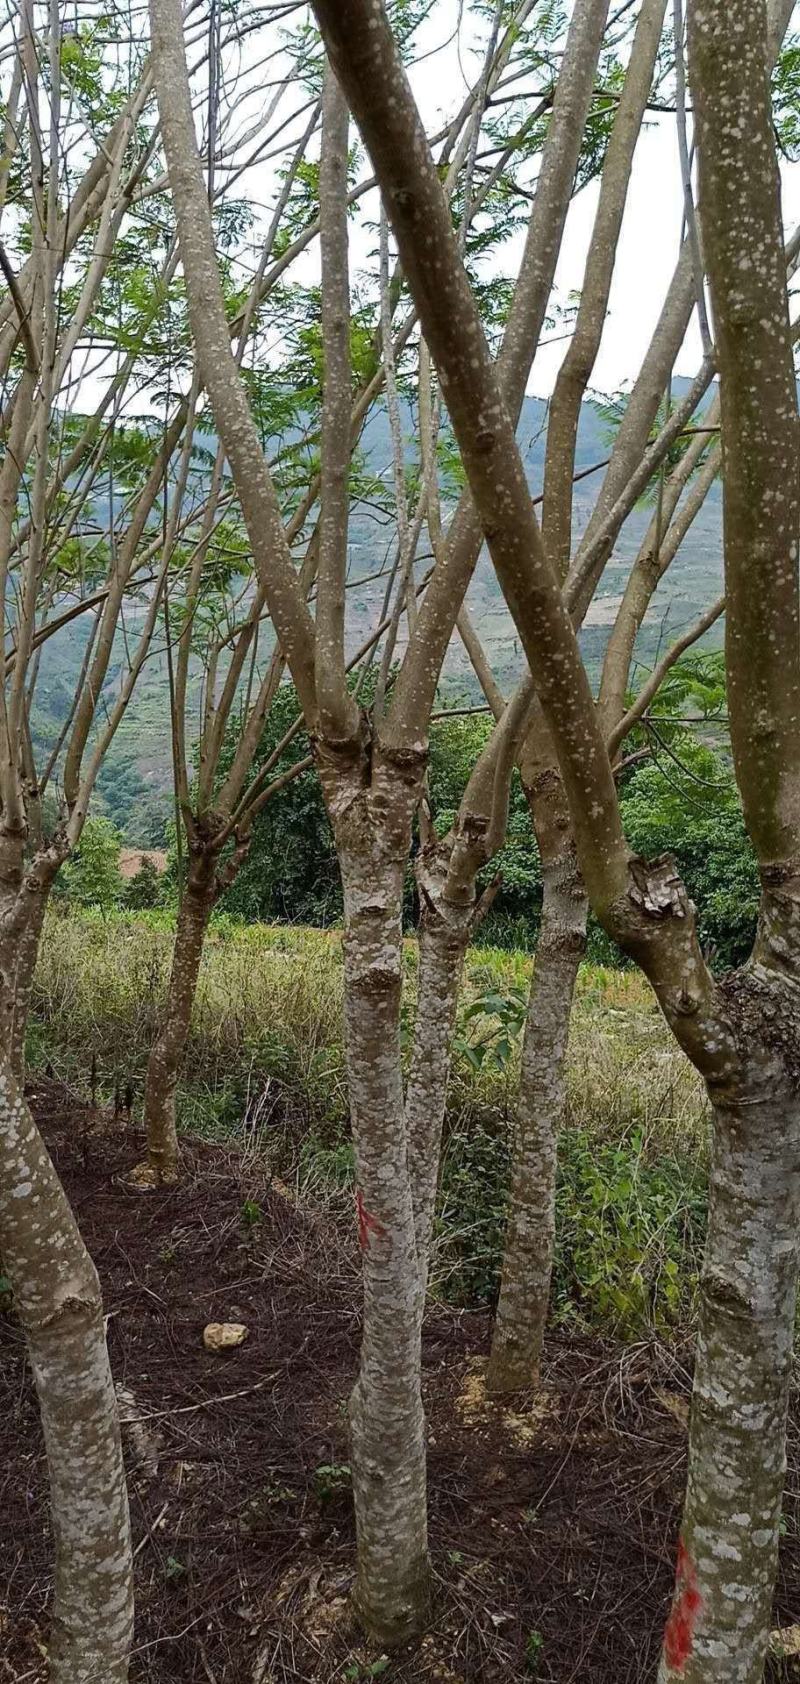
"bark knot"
717,965,800,1084
627,854,689,921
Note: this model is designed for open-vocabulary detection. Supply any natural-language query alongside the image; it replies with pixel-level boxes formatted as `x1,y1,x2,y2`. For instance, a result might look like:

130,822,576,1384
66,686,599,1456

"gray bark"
659,981,800,1682
0,838,58,1081
0,1065,133,1680
142,849,217,1183
406,859,475,1289
487,850,587,1393
338,837,430,1643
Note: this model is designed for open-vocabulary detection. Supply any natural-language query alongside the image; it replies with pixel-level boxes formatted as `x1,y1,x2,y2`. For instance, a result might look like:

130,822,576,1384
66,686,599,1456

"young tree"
305,4,800,1680
0,4,288,1667
147,0,618,1641
400,0,676,1376
61,817,122,914
482,0,796,1399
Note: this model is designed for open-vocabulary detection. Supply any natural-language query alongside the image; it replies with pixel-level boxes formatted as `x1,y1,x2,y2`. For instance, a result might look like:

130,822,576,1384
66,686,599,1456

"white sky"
392,1,800,399
48,0,800,412
532,116,800,396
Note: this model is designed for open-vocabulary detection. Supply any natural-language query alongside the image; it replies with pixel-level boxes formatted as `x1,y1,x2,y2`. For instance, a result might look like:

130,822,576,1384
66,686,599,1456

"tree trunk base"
484,1349,541,1398
352,1555,431,1649
126,1158,180,1189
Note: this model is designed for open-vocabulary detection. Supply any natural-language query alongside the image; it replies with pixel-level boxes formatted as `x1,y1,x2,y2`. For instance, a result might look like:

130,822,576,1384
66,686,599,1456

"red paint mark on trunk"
664,1541,703,1673
355,1189,387,1251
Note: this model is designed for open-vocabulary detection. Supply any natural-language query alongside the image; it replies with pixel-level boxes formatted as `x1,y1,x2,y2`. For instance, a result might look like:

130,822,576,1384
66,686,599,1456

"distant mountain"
348,377,722,693
34,383,723,844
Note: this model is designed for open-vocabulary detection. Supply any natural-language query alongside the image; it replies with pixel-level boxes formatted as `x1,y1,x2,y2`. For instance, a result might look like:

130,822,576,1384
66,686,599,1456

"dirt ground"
2,1081,800,1683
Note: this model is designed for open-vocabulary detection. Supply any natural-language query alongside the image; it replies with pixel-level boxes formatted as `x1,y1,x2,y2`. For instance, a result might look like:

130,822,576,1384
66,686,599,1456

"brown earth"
118,848,169,880
2,1081,800,1683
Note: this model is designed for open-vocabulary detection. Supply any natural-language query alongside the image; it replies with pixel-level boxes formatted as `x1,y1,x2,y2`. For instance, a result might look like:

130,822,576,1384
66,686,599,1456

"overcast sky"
58,1,800,412
398,1,800,400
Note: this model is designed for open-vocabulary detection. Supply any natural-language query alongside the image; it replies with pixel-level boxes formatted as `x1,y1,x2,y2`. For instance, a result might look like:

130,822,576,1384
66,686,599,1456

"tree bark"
405,855,477,1289
406,681,531,1291
141,849,217,1183
0,828,29,1077
487,845,587,1394
314,726,431,1645
338,825,430,1644
2,876,53,1079
659,992,800,1682
0,837,59,1081
0,1064,133,1681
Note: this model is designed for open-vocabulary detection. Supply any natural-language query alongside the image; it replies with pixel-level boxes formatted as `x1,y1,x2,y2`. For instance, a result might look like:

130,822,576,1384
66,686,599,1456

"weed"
343,1660,390,1681
30,911,710,1336
525,1631,544,1675
432,1119,706,1334
312,1462,352,1504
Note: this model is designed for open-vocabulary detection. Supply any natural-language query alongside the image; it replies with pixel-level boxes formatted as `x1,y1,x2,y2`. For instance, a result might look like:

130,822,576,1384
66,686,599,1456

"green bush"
57,817,122,913
123,855,164,910
620,740,759,969
434,1118,706,1335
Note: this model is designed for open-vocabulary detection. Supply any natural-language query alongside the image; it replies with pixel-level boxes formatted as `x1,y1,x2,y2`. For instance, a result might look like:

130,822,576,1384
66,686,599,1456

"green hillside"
37,385,722,844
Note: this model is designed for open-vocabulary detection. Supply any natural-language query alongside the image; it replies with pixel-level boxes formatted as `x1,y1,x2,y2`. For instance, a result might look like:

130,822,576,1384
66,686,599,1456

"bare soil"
2,1080,800,1683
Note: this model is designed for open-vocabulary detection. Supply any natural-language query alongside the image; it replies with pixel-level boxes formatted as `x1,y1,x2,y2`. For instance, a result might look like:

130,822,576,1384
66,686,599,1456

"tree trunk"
3,876,53,1080
659,1035,800,1681
486,849,587,1394
0,1064,133,1681
0,828,29,1078
0,843,57,1082
338,839,430,1645
405,843,479,1290
141,850,217,1183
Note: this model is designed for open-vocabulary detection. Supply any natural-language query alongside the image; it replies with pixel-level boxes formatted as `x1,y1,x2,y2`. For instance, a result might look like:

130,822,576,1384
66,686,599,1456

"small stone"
203,1322,248,1352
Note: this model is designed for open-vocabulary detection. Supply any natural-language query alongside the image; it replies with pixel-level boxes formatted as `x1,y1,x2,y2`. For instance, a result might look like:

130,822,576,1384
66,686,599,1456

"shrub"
57,817,122,913
124,855,164,910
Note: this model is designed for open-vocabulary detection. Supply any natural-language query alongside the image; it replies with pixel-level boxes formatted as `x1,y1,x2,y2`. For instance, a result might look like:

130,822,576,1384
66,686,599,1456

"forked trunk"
142,850,217,1183
0,1063,133,1681
486,850,587,1394
339,843,430,1645
659,1006,800,1683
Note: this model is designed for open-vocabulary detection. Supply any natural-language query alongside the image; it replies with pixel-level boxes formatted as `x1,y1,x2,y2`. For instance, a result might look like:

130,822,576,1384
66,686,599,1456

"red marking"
355,1189,387,1251
664,1541,703,1673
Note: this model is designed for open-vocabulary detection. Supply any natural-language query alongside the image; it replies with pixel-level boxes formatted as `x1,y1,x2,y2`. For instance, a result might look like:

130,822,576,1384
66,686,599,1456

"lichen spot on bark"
664,1541,703,1673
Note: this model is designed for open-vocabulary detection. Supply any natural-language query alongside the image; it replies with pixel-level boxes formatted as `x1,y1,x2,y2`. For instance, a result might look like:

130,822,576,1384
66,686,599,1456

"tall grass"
30,907,710,1333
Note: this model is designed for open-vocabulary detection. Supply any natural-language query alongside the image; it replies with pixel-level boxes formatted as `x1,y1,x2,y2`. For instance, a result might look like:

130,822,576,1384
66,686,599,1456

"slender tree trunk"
0,828,27,1074
659,1037,800,1682
141,849,217,1183
0,1064,133,1681
0,838,57,1082
337,827,429,1645
405,872,474,1289
486,848,587,1394
4,875,53,1079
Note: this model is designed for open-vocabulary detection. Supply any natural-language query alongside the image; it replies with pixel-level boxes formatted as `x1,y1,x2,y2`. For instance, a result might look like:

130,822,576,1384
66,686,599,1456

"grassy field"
30,908,710,1335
